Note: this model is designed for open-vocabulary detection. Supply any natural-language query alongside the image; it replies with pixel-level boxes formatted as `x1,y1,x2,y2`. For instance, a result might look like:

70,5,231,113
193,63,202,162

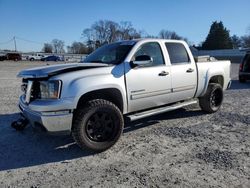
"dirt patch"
196,147,237,170
210,111,250,127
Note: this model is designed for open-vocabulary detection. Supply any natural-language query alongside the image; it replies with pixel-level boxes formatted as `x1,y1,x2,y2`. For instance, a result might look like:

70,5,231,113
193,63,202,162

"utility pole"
13,36,17,51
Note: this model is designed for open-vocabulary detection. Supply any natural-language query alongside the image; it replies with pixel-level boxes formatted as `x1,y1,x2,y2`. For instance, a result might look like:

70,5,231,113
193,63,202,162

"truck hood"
17,63,109,78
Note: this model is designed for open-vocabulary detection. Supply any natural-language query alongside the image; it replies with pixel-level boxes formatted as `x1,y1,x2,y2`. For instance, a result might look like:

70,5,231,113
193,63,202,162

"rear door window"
165,43,190,64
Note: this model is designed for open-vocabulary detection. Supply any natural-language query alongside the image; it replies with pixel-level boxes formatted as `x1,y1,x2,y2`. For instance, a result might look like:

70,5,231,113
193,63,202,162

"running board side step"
126,99,198,121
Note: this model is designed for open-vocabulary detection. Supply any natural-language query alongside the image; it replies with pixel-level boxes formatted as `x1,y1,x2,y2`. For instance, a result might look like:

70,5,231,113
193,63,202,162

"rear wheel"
199,83,223,113
72,99,124,151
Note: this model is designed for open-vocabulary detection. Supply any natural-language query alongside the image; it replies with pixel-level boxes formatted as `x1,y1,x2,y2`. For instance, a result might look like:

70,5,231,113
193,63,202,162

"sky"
0,0,249,52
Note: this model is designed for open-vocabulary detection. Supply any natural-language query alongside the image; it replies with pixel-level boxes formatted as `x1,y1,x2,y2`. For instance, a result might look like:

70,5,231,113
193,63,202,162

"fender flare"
200,68,225,96
73,85,127,114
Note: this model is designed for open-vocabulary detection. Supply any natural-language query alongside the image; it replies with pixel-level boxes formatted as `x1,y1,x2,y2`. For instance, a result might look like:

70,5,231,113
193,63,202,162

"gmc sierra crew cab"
13,39,231,151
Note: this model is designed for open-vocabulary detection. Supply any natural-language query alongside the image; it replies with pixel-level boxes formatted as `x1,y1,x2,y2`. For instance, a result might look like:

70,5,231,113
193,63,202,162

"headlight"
39,80,62,99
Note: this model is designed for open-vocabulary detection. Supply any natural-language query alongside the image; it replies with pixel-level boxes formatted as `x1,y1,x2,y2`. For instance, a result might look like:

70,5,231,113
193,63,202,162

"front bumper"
19,96,73,134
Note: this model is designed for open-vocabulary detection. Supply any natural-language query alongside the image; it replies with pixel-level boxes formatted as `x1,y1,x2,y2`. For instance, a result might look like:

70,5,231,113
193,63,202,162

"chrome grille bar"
25,80,33,103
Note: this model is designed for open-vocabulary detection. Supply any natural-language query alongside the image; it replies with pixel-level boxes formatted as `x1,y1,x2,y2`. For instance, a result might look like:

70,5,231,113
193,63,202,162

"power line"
15,36,44,45
0,38,14,45
0,36,44,51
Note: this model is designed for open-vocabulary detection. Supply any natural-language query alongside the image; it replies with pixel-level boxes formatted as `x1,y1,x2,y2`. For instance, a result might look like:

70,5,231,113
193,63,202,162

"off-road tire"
199,83,223,113
72,99,124,152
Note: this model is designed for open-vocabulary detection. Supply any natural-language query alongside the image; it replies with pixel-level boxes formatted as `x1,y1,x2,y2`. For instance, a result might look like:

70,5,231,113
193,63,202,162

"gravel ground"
0,61,249,188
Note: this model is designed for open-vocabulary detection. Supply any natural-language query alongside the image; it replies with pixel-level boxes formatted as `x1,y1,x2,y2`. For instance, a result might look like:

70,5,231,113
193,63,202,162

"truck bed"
194,55,217,62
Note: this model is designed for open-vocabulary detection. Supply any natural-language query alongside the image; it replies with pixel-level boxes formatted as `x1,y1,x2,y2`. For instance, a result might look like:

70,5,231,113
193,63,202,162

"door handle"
158,71,169,76
186,68,194,73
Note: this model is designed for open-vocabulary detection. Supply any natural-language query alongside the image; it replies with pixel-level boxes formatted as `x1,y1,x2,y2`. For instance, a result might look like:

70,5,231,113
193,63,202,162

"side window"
133,42,164,67
165,43,190,64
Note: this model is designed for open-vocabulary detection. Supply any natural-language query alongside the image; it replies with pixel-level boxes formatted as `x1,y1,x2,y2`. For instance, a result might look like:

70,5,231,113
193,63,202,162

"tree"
231,35,242,49
238,25,250,48
82,28,96,52
90,20,120,44
42,43,53,53
82,20,141,50
202,21,233,50
241,35,250,48
82,20,115,49
51,39,65,53
118,21,141,40
158,29,189,44
67,42,88,54
159,30,182,40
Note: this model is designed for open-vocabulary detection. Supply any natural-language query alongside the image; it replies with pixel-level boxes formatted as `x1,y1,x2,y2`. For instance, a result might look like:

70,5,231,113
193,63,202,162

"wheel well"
209,75,224,87
76,88,123,112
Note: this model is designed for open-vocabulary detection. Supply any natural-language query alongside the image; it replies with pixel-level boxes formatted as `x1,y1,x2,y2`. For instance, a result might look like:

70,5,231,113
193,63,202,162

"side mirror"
133,55,153,66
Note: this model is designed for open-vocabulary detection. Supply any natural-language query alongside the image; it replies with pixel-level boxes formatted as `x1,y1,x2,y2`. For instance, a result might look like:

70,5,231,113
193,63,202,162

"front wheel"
72,99,124,152
199,83,223,113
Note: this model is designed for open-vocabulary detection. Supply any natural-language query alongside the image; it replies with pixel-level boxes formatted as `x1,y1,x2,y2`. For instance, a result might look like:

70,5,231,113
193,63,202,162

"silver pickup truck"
14,39,231,151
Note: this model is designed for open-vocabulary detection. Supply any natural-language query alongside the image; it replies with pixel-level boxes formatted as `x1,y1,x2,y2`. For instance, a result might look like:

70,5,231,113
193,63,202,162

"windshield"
83,41,136,65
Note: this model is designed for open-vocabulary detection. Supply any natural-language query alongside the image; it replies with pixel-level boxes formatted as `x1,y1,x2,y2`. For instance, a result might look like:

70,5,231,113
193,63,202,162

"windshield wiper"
88,60,105,63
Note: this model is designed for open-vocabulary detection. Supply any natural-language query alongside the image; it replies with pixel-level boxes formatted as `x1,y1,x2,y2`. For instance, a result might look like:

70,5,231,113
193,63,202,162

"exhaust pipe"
11,117,29,131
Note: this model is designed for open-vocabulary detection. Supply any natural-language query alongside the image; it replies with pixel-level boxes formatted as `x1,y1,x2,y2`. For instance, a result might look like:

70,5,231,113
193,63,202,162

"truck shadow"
0,113,95,171
0,108,214,171
229,80,250,90
124,108,204,133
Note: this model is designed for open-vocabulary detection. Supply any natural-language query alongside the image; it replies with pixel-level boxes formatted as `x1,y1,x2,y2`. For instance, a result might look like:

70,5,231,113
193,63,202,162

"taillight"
239,63,243,71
